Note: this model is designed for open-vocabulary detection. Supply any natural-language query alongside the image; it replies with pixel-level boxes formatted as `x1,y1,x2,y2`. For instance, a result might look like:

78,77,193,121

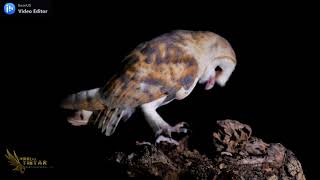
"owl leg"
141,96,189,144
141,97,170,133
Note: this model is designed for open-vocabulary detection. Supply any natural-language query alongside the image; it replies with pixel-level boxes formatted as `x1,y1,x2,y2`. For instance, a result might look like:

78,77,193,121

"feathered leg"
141,96,189,144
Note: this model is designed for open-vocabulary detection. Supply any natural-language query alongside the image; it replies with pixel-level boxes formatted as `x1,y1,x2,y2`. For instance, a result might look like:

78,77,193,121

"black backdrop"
0,2,318,179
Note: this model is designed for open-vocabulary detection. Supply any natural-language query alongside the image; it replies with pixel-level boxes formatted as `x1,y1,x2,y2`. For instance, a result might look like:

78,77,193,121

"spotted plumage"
61,30,237,138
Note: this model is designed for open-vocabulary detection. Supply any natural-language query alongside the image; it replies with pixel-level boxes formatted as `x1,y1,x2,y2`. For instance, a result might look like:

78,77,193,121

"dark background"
1,2,318,179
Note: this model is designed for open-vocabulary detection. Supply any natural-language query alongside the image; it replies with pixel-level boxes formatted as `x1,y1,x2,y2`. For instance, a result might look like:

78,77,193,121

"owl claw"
155,121,191,145
156,135,179,145
171,122,190,134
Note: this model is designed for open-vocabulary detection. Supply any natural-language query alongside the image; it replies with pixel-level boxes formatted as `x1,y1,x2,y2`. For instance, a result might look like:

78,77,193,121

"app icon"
4,3,16,15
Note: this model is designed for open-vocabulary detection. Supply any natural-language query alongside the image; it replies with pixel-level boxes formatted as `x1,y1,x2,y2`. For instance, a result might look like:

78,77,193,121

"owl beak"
205,76,216,90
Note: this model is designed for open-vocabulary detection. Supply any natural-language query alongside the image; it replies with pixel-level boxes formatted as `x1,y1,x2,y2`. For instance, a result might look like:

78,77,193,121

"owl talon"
155,122,191,145
155,135,179,145
172,122,190,134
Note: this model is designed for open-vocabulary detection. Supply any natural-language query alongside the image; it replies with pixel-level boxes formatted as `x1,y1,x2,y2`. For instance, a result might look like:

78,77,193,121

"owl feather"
61,30,237,137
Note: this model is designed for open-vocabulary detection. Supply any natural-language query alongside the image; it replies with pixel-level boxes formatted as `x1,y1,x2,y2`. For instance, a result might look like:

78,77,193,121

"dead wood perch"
108,120,306,179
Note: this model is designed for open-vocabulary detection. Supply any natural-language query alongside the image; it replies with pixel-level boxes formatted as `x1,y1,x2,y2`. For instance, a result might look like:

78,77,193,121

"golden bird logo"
5,149,26,174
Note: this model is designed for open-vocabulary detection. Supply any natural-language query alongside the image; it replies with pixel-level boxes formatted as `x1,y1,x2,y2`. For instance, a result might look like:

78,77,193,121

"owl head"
199,36,237,90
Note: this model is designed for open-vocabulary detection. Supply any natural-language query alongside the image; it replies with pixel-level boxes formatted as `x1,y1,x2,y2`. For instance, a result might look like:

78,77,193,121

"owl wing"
100,40,199,108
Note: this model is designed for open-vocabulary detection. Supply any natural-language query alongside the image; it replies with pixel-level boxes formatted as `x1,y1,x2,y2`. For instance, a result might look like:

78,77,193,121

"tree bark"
107,120,306,180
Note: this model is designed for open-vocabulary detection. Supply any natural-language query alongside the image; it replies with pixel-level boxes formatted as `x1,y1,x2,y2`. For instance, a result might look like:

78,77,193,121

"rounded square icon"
4,3,16,15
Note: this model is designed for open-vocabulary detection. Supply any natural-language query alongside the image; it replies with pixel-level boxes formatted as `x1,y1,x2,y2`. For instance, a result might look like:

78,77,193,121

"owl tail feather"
60,88,105,111
61,88,135,136
89,107,135,136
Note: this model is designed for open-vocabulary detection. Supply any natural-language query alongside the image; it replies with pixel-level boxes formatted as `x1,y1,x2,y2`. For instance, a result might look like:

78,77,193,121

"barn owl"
61,30,236,143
